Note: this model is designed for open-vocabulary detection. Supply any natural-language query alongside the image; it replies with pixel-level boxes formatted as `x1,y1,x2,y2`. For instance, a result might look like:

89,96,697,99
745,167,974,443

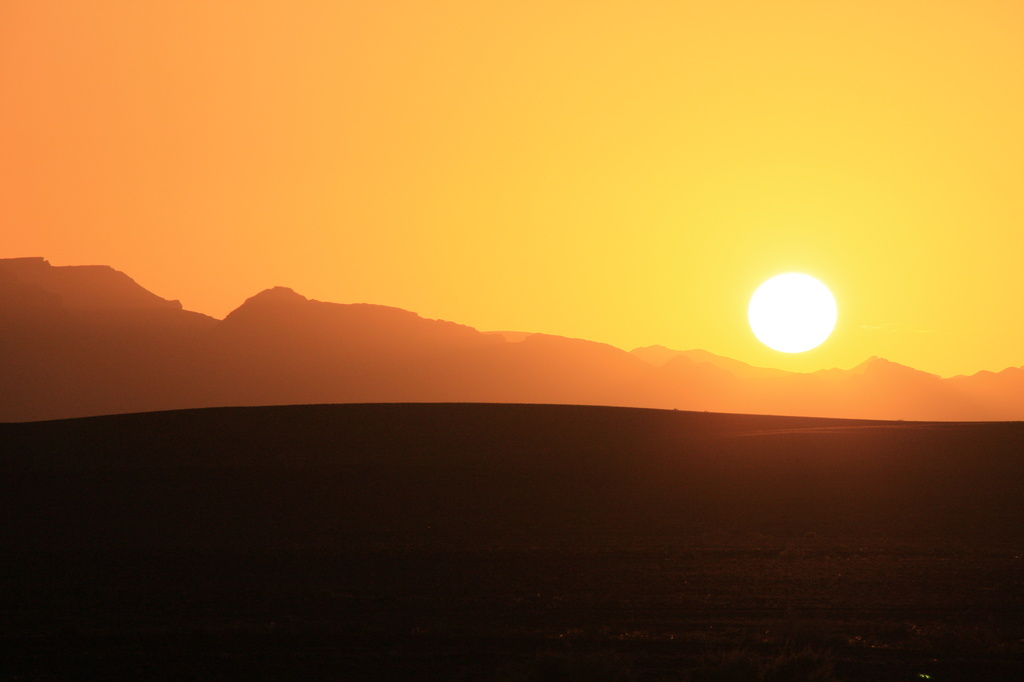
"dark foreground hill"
3,403,1024,549
2,403,1024,680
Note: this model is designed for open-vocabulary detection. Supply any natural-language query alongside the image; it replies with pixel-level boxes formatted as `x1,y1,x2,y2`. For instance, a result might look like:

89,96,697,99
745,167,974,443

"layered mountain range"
2,257,1021,422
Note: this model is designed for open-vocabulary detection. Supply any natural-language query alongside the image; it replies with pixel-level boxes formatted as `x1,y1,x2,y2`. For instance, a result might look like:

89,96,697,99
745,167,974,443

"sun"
748,273,837,353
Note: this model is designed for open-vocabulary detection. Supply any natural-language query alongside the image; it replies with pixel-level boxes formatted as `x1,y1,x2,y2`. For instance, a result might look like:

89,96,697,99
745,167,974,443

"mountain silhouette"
630,345,792,379
0,256,184,311
1,257,1021,422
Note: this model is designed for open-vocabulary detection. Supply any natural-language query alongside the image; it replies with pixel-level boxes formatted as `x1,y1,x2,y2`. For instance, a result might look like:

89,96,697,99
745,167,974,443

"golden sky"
3,1,1023,377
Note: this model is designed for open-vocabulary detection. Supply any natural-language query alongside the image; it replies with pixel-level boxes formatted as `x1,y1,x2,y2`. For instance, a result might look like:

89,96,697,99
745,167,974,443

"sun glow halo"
748,274,837,353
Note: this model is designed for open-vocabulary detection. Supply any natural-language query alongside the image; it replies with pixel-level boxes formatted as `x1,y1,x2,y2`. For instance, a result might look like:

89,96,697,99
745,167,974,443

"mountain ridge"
1,257,1021,422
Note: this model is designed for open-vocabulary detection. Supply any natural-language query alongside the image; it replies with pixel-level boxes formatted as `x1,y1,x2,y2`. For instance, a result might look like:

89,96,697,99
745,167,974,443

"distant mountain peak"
0,256,182,311
243,286,308,305
854,355,897,369
220,286,312,327
854,355,886,369
630,345,793,379
851,355,941,380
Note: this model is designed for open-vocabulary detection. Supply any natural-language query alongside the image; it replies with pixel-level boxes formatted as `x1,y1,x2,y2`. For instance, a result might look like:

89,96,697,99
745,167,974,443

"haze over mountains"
2,257,1022,422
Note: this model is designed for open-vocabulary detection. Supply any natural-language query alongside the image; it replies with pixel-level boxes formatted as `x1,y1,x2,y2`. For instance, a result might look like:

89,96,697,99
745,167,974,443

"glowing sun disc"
748,273,837,353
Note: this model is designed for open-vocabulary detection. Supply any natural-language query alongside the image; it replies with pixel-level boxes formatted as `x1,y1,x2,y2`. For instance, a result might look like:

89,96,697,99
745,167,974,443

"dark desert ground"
3,403,1023,680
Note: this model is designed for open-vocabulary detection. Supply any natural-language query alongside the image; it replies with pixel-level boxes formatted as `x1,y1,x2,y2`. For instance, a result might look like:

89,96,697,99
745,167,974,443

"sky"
2,1,1023,377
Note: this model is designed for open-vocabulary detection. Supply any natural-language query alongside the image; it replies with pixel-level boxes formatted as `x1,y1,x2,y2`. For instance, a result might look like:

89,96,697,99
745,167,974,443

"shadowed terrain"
2,403,1023,680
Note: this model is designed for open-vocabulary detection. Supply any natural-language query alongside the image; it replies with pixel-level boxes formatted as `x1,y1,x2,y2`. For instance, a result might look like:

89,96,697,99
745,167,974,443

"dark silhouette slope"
2,257,1022,421
5,403,1024,681
2,404,1023,552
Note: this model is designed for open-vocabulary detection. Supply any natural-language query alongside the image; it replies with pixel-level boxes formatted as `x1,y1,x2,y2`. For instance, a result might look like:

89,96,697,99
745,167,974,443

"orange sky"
3,1,1023,377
